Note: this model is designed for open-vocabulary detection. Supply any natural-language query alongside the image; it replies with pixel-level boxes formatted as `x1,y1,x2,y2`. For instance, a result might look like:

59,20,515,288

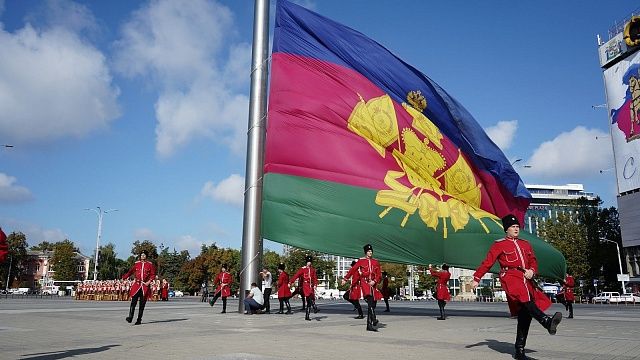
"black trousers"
210,292,228,312
343,290,363,316
263,288,272,312
128,289,147,321
278,297,292,313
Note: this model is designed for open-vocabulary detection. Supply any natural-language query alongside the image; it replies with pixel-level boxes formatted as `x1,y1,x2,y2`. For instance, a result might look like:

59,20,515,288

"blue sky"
0,0,635,259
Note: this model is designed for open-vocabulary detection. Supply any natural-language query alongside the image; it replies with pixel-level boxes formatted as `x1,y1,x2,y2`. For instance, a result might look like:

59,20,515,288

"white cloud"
0,173,33,203
0,2,120,144
133,228,158,242
0,217,67,244
485,120,518,151
200,174,245,207
175,234,204,257
114,0,250,158
524,126,613,179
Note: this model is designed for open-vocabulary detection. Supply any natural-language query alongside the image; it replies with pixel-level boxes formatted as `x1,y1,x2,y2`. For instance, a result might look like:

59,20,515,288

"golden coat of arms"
347,90,501,238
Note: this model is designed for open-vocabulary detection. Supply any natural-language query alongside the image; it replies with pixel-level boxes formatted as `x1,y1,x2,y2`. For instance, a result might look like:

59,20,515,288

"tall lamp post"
600,238,626,294
85,207,118,281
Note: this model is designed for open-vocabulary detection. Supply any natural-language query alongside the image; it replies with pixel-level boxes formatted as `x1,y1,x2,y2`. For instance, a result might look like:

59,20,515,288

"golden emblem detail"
348,90,501,238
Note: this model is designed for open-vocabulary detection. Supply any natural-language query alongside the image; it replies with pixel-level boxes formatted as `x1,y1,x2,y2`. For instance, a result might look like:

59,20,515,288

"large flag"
262,0,566,279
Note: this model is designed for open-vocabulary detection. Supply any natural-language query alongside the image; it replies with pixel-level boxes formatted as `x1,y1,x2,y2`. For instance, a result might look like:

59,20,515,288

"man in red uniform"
0,227,8,263
381,271,391,312
562,274,575,319
473,214,562,360
289,255,319,321
343,260,364,319
209,264,232,313
122,250,156,325
344,244,383,332
429,263,451,320
276,263,292,314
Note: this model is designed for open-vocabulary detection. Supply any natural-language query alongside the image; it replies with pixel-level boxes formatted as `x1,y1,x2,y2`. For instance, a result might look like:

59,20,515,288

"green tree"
380,262,408,297
30,241,55,252
51,240,81,287
128,240,159,265
538,213,589,280
262,250,282,274
158,247,190,289
93,243,129,280
1,232,29,289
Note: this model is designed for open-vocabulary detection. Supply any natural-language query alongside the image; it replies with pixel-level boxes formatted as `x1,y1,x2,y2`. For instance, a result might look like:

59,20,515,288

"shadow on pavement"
466,339,538,359
145,318,189,324
21,344,120,360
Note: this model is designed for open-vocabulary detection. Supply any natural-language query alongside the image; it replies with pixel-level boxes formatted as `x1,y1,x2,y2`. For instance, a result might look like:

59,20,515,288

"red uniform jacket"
214,271,232,298
562,275,575,302
161,282,169,299
473,236,551,316
346,258,382,300
0,228,8,263
289,266,317,297
430,268,451,301
381,277,390,298
348,267,362,300
277,271,292,299
122,260,157,300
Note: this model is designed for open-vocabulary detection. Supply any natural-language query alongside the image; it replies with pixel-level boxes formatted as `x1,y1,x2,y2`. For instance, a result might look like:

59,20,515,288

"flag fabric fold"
262,0,566,280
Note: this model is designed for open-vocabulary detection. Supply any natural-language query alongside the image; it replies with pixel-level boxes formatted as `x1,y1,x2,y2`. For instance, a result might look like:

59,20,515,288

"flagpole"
239,0,270,313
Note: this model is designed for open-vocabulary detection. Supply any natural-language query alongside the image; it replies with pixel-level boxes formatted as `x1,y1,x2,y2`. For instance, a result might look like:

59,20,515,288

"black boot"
437,304,445,320
567,303,573,319
285,299,292,314
126,300,135,323
514,309,532,359
355,302,364,319
135,299,146,325
277,300,284,314
305,306,311,321
366,306,377,332
526,301,561,335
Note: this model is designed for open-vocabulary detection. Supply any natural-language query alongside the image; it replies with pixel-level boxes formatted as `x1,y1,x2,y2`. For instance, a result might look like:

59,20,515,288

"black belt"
502,266,525,273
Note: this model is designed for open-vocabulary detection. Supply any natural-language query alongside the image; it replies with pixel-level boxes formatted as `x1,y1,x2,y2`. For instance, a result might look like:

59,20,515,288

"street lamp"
600,238,627,294
85,207,118,281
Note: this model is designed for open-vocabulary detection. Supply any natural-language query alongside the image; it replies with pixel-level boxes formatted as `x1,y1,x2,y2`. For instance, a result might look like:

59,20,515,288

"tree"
129,240,158,265
158,247,190,289
283,248,335,287
1,232,28,289
262,250,282,273
30,241,55,252
380,262,408,297
51,239,80,287
538,213,589,280
93,243,129,280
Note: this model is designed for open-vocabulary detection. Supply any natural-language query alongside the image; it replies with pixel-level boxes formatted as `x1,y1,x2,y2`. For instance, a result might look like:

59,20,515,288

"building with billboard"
598,13,640,287
523,183,598,235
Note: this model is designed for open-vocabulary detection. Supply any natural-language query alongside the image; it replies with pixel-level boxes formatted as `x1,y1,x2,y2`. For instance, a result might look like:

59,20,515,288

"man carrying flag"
473,215,562,360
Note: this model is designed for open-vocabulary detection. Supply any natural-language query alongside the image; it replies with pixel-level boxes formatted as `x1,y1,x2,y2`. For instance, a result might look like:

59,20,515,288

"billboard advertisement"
603,49,640,194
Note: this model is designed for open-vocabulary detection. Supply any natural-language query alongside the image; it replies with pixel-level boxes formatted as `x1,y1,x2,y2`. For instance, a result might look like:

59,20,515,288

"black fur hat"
363,244,373,253
278,263,285,270
501,214,520,232
305,255,313,263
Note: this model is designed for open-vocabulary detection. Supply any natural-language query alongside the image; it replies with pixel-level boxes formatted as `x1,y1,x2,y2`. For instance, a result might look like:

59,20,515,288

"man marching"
561,274,575,319
289,255,319,321
472,214,562,360
381,271,391,313
343,260,364,319
344,244,383,332
276,263,292,314
429,263,451,320
122,250,156,325
209,264,232,313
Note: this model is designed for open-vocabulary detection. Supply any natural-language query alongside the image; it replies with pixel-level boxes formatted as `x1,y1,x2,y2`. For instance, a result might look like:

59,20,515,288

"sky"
0,0,636,259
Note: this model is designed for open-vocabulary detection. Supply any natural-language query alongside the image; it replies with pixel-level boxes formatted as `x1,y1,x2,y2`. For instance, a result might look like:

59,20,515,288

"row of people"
75,277,170,302
124,215,569,360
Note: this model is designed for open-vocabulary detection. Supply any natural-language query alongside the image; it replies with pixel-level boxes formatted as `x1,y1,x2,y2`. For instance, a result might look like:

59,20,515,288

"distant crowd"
74,277,169,302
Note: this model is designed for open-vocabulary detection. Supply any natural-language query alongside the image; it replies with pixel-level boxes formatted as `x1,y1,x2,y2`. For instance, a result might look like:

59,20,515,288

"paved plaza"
1,296,639,359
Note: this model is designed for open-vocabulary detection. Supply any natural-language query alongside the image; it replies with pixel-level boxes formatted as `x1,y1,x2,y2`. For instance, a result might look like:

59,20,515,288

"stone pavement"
1,296,640,359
